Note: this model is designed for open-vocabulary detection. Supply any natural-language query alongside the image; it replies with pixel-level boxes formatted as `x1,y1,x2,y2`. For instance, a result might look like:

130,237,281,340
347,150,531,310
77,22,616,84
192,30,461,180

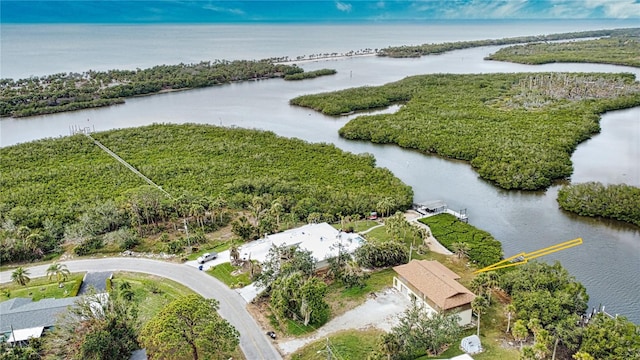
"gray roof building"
0,296,79,334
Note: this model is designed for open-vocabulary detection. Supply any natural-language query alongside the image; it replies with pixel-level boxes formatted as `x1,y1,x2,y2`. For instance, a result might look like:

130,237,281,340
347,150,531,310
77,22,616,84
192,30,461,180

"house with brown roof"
393,260,476,325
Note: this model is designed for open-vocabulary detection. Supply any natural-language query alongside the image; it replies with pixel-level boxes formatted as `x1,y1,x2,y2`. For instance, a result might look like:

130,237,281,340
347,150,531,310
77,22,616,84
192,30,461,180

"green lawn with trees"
377,28,639,58
291,72,640,190
0,123,412,264
557,182,640,226
1,272,83,301
485,36,640,68
0,60,308,117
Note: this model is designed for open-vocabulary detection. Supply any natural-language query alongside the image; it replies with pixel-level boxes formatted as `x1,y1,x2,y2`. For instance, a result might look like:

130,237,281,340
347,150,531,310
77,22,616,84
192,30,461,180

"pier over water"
413,200,468,222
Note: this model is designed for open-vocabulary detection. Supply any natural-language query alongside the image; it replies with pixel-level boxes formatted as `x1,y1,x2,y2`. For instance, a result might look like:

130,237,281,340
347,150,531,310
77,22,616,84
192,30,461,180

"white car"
196,252,218,264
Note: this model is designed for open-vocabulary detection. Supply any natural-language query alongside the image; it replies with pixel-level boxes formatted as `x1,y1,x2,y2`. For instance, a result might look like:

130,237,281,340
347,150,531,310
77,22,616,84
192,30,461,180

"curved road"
0,258,282,360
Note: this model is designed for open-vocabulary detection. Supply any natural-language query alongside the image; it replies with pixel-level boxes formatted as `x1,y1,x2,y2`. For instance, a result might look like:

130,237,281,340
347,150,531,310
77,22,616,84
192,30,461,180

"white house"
392,260,476,326
239,222,364,269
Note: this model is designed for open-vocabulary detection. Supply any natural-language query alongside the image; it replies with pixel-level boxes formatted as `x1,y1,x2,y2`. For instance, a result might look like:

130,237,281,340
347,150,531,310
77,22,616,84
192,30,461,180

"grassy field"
109,272,195,324
290,329,384,360
0,273,84,301
206,262,252,288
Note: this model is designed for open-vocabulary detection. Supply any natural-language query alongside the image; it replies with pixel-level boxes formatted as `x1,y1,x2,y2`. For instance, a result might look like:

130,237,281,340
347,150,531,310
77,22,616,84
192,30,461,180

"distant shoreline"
276,52,377,66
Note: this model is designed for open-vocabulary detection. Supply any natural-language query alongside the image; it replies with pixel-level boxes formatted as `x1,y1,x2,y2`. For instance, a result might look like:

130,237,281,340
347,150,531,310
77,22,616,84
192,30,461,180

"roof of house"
393,260,475,311
240,222,364,265
0,296,79,334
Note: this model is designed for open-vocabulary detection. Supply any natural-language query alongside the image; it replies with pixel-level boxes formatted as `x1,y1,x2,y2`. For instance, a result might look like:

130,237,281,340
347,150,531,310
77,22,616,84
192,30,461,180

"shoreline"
274,52,377,66
404,210,453,255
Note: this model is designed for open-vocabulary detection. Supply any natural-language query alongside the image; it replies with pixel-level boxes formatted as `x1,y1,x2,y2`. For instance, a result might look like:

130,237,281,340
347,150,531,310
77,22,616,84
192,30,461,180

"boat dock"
412,200,468,222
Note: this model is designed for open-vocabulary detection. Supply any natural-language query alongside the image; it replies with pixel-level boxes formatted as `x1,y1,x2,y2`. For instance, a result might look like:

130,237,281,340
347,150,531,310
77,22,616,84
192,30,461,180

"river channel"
1,23,639,322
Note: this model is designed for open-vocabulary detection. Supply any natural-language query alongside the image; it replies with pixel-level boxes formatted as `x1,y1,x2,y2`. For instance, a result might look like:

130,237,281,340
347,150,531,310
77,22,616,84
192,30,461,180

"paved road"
0,258,282,360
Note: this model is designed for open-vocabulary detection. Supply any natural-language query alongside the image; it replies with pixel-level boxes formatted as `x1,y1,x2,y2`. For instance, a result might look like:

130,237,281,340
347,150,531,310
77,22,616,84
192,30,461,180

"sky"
2,0,640,23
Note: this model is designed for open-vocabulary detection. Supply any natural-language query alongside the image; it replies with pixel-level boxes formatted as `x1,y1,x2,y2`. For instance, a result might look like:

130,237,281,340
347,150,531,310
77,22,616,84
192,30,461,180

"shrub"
74,237,104,256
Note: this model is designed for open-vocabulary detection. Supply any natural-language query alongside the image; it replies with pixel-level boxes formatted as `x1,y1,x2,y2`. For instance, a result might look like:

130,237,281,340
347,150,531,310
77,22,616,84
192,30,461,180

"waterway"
1,21,639,322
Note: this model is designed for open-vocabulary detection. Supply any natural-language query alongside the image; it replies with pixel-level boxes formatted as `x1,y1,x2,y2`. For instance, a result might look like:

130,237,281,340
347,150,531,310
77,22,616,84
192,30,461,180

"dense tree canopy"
378,28,639,58
354,240,408,269
284,68,336,80
557,182,640,226
579,313,640,359
383,302,462,358
139,294,239,360
0,60,305,117
292,72,640,190
500,262,589,330
486,36,640,68
0,124,412,263
44,290,139,360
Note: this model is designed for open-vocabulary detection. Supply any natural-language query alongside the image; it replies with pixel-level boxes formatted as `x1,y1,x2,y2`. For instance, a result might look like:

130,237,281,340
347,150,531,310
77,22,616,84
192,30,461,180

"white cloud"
201,4,245,16
585,0,640,18
440,0,530,19
336,1,353,12
374,1,386,9
548,0,640,18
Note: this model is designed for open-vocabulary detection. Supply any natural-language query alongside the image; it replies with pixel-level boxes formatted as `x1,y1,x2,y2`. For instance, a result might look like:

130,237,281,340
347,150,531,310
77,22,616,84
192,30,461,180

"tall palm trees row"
10,261,70,287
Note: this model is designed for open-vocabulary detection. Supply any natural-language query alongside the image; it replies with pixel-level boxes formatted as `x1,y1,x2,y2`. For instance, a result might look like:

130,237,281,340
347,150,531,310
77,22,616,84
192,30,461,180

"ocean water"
1,20,639,322
2,19,637,79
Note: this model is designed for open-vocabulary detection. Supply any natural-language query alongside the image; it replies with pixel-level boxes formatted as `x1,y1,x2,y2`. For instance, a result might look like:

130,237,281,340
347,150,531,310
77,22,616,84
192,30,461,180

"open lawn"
109,272,195,324
0,273,84,301
206,262,252,288
289,329,384,360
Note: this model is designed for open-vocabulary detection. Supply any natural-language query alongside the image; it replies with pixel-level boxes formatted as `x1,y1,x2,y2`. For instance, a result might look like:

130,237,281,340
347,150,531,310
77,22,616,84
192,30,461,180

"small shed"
460,334,482,354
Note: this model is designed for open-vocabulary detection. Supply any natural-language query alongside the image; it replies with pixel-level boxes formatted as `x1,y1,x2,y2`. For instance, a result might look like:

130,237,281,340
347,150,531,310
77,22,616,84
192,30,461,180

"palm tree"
189,203,206,230
229,243,240,265
550,315,581,360
472,295,489,337
270,201,284,230
505,303,516,334
47,262,71,285
213,197,227,223
11,267,30,286
470,272,488,297
352,213,362,231
119,280,135,301
527,318,542,342
512,319,529,350
484,271,500,303
249,196,265,226
376,197,394,218
451,241,470,260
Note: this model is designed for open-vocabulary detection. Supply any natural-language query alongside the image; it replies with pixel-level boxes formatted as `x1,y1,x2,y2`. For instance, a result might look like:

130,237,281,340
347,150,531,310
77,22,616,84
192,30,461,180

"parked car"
196,252,218,264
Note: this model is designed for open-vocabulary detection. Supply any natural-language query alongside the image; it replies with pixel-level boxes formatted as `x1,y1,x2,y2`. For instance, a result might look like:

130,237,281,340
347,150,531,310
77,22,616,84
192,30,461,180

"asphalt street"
0,258,282,360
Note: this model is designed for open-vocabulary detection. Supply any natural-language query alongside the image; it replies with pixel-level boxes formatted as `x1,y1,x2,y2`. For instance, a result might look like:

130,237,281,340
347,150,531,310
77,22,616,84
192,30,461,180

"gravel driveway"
277,287,411,355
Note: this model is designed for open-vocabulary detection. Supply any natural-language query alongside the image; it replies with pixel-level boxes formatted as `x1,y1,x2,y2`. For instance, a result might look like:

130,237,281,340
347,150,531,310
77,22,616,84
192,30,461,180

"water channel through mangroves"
1,27,639,323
